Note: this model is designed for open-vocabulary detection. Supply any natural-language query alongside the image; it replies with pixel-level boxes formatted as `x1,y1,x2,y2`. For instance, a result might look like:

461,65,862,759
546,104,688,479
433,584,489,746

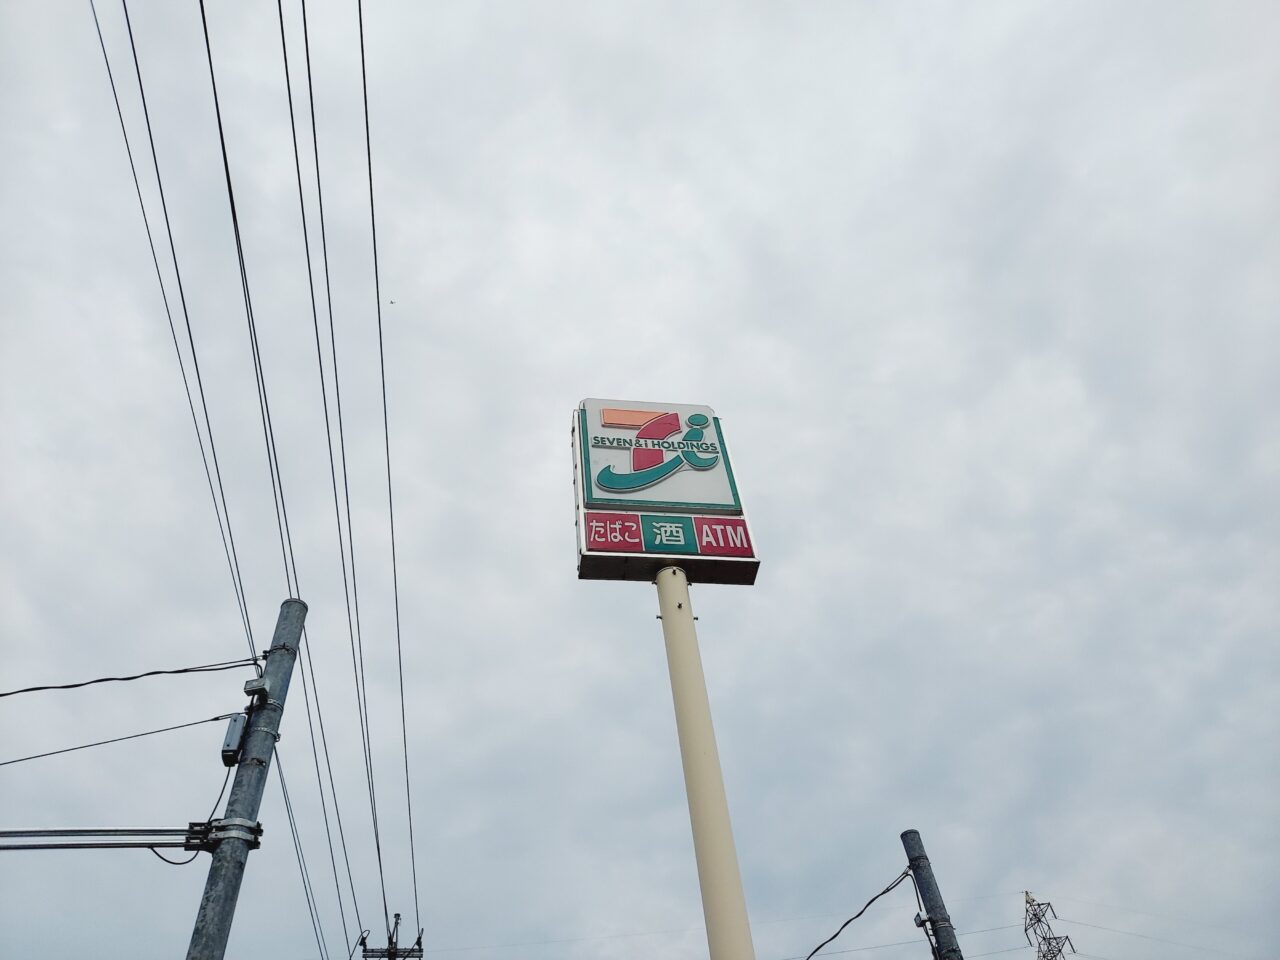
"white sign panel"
576,398,743,515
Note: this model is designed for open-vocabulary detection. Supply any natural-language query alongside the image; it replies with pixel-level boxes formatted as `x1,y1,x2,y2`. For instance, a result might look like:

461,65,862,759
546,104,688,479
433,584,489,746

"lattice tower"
1024,892,1075,960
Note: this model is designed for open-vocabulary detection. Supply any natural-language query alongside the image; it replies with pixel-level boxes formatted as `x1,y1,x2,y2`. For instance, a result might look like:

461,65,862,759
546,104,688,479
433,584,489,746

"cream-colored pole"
655,565,756,960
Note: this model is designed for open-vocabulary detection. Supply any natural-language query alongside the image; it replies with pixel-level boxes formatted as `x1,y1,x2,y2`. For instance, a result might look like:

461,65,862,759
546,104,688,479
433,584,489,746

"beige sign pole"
655,565,757,960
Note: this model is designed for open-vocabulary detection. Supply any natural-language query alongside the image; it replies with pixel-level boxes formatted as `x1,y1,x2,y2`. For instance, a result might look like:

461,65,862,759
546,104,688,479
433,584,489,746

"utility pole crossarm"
0,824,263,851
0,827,191,851
362,914,424,959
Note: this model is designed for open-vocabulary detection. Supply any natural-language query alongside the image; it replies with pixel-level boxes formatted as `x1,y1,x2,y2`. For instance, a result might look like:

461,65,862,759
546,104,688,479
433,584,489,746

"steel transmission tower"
1024,892,1074,960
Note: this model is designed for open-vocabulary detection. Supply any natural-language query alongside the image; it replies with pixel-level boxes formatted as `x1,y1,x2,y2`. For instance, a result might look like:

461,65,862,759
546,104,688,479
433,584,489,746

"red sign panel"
584,512,754,558
579,510,758,585
692,517,753,557
583,512,644,553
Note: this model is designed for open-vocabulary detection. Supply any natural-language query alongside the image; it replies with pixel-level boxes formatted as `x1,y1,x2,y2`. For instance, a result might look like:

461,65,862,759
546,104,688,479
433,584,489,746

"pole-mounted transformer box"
220,713,248,767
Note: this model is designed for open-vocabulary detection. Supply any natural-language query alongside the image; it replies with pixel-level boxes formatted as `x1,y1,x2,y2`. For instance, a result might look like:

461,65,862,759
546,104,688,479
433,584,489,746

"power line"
194,2,347,950
1057,917,1258,959
905,863,939,959
0,657,260,699
91,0,257,668
300,627,367,936
151,847,201,866
356,0,423,935
295,633,358,944
774,925,1024,960
289,18,378,928
117,0,258,667
100,1,342,950
291,12,374,926
1052,895,1235,931
804,870,912,960
0,713,239,768
284,0,398,937
289,38,396,926
963,926,1025,938
149,762,232,867
277,750,332,960
234,0,397,934
273,0,363,944
206,765,233,820
190,0,295,610
349,929,373,960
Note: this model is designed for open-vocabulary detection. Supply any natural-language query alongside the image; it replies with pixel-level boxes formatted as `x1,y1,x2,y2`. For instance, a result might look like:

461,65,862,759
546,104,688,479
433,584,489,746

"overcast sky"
2,2,1277,958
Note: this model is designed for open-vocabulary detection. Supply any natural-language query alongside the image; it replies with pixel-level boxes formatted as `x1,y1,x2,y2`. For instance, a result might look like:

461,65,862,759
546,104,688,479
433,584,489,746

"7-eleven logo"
595,408,719,492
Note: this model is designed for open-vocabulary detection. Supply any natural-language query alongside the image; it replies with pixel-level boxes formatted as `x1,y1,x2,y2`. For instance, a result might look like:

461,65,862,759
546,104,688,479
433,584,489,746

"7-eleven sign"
572,399,758,585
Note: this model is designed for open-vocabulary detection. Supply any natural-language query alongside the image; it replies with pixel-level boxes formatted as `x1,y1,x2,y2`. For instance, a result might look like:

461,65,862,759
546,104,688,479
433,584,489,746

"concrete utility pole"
187,598,307,960
655,566,756,960
901,829,964,960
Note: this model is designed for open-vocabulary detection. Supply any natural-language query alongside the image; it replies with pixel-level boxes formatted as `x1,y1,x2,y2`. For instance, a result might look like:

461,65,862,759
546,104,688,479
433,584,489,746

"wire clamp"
186,818,263,851
246,725,281,743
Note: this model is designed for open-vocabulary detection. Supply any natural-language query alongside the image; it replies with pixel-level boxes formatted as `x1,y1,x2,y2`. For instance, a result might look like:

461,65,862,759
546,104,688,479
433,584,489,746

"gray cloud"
2,1,1276,958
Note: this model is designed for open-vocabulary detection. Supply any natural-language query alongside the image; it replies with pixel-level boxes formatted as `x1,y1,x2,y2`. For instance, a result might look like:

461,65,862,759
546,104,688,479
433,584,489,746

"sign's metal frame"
572,399,760,585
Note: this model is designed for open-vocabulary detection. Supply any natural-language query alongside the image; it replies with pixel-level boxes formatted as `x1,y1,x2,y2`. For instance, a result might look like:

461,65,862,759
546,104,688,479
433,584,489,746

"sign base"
577,551,760,585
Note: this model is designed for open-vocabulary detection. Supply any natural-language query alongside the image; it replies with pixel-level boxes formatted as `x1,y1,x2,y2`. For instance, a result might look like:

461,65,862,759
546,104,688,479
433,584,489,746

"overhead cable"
150,847,202,865
1057,917,1257,959
906,865,939,959
273,0,398,935
274,0,363,941
1052,894,1231,930
0,713,240,768
357,0,423,933
146,763,234,865
116,0,258,665
0,657,260,699
102,0,337,948
775,924,1024,960
277,750,332,960
194,0,345,946
348,929,372,960
804,870,912,960
195,0,351,950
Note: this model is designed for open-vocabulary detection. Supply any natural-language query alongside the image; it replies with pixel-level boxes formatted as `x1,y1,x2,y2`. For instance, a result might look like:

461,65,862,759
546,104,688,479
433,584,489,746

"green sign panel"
640,514,698,554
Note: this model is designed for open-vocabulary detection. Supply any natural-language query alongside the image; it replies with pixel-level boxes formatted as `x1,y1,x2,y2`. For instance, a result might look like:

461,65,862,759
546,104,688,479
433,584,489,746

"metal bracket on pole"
184,820,263,853
0,827,192,852
362,913,424,959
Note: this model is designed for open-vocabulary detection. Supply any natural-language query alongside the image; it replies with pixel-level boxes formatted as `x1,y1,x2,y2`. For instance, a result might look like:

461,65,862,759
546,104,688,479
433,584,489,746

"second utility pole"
187,598,307,960
901,829,964,960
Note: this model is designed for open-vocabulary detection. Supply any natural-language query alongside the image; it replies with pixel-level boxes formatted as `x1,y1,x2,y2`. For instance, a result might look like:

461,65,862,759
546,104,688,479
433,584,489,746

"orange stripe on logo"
601,408,667,428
